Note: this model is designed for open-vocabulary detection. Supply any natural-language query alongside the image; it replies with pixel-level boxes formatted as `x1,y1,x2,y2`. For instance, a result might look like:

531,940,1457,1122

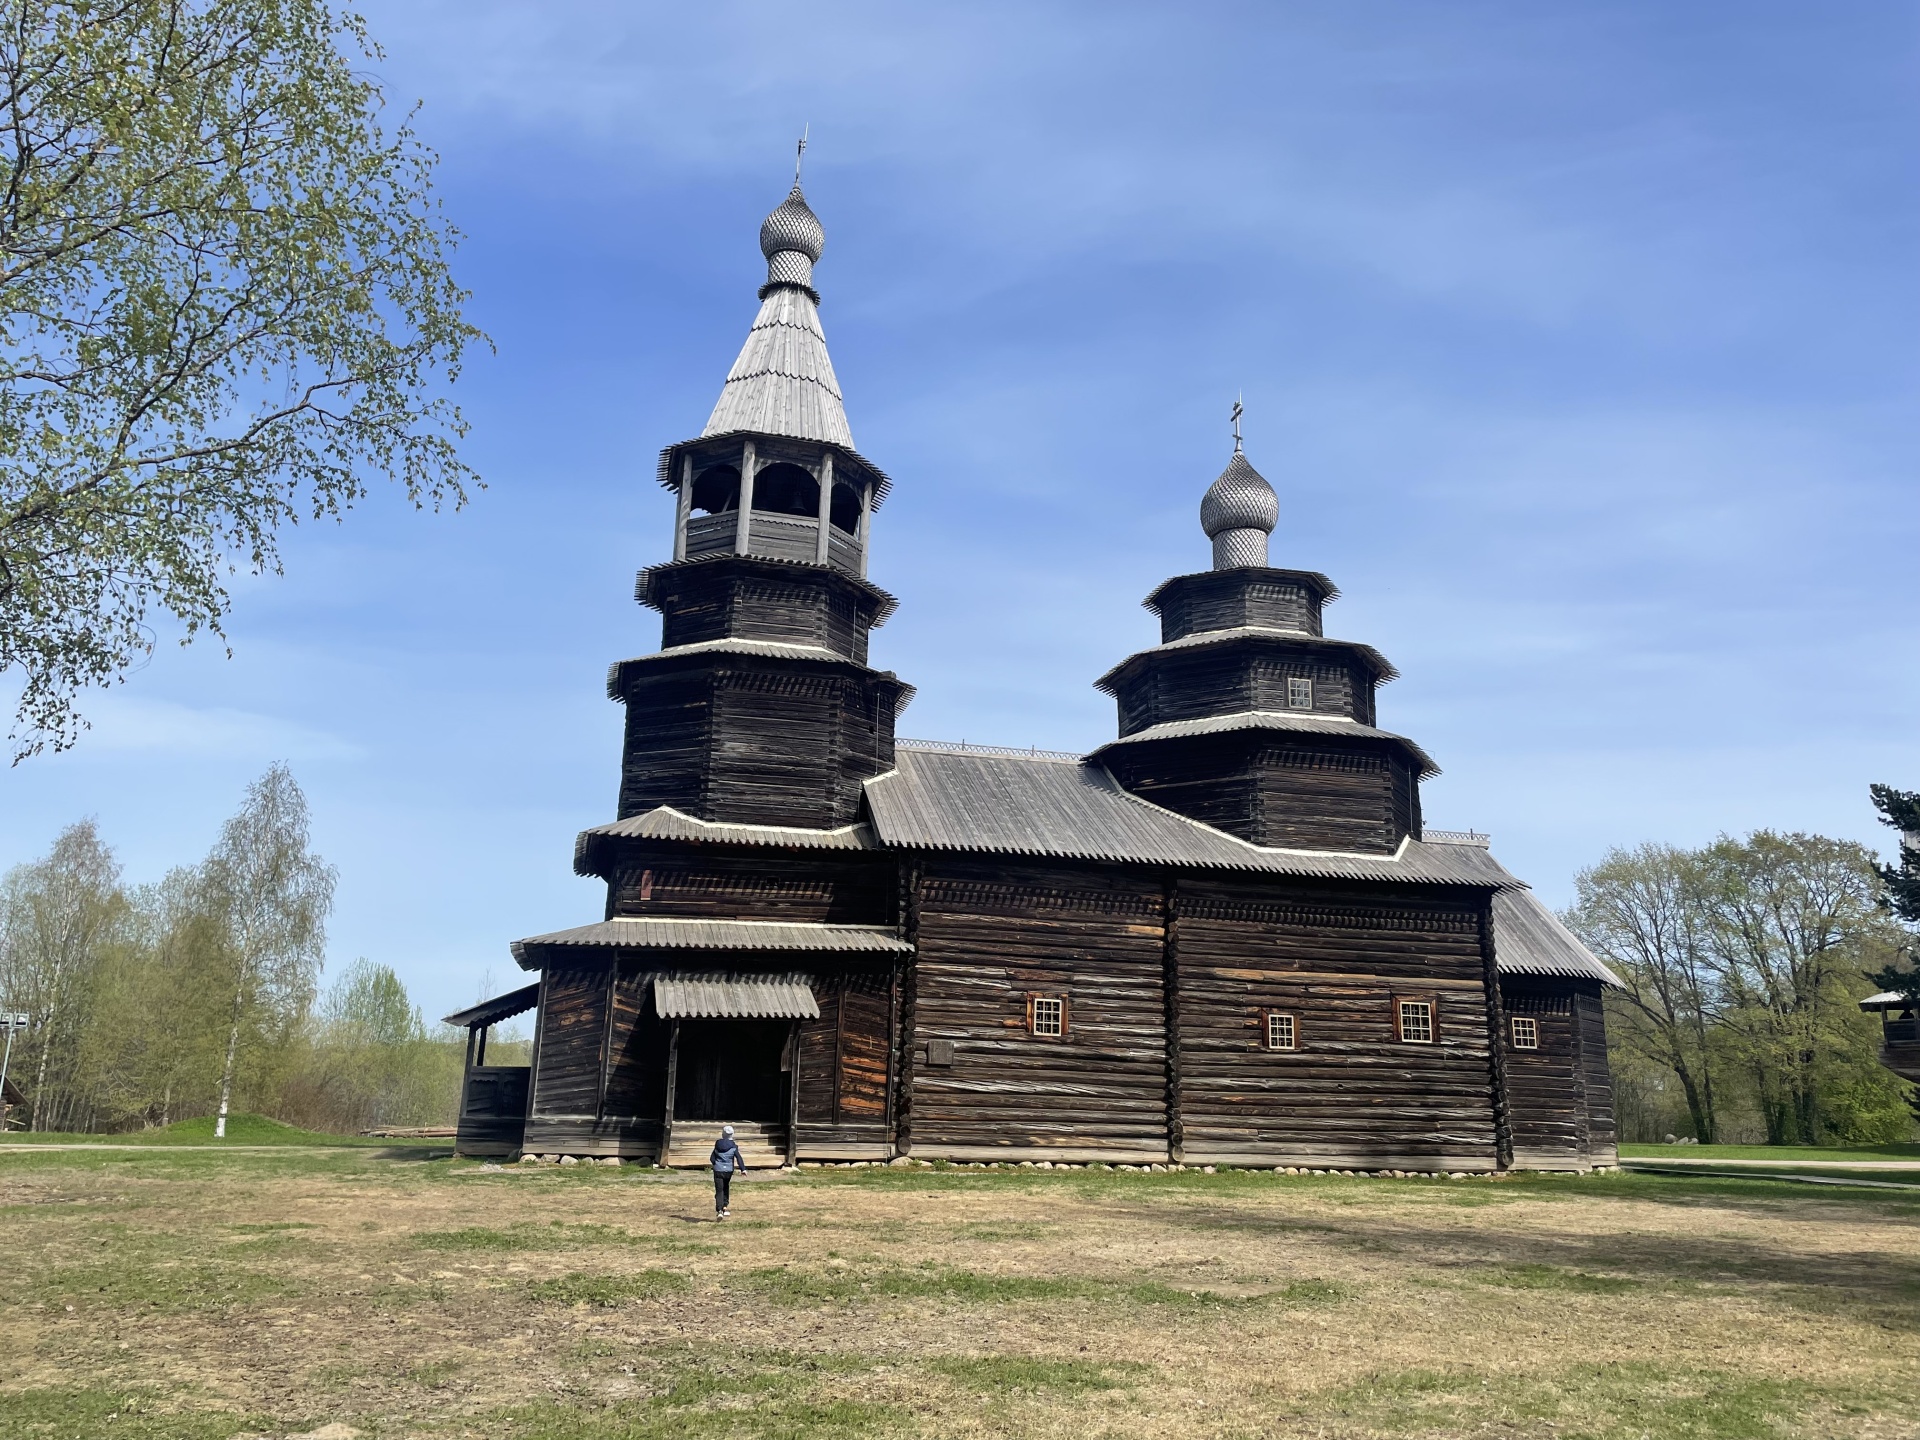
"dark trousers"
714,1170,732,1212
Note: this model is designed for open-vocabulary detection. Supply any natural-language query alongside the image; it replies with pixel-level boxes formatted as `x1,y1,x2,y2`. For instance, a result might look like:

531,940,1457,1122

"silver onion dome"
760,183,825,261
1200,451,1278,570
759,183,825,298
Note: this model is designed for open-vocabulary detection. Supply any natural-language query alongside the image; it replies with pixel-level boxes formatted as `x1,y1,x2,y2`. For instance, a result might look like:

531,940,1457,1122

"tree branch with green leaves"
0,0,483,758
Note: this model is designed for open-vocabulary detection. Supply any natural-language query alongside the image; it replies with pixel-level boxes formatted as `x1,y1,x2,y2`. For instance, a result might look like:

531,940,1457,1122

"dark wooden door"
671,1020,788,1121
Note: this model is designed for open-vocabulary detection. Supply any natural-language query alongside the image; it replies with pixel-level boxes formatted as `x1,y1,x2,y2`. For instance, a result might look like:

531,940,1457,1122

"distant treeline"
0,766,519,1135
1570,811,1917,1147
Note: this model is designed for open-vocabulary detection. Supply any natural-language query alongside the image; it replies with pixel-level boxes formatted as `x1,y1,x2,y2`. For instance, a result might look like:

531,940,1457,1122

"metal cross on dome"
795,126,809,183
1230,394,1244,453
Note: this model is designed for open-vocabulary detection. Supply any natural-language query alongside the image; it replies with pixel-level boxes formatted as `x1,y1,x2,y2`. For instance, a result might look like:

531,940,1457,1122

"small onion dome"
1200,451,1278,570
758,183,825,300
760,183,824,261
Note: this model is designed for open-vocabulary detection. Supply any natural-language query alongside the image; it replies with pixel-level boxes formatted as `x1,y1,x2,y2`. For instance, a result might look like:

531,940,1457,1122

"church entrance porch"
672,1019,789,1123
661,1018,795,1168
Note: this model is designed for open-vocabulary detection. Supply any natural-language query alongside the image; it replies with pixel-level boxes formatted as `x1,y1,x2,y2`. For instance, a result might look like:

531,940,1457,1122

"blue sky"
4,2,1915,1019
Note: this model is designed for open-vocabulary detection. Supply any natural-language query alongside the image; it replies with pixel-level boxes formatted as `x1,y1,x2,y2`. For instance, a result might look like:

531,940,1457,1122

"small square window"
1287,676,1314,710
1029,995,1065,1038
1397,999,1434,1044
1511,1016,1539,1050
1265,1012,1297,1051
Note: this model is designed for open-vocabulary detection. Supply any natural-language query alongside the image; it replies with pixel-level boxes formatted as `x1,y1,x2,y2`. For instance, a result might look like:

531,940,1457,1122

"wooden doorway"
671,1019,789,1123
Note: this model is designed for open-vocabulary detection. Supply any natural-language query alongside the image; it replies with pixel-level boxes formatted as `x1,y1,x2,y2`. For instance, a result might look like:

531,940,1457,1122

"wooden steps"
664,1121,788,1169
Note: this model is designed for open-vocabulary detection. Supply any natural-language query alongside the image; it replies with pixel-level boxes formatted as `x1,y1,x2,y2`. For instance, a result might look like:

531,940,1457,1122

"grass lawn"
2,1148,1916,1439
1619,1142,1920,1164
0,1113,402,1147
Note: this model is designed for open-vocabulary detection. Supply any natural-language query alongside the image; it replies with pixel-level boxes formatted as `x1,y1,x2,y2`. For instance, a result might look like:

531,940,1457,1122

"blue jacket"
711,1135,742,1174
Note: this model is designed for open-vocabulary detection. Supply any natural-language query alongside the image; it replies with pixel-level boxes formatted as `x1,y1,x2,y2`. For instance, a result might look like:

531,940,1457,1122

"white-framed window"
1028,995,1066,1038
1264,1011,1297,1051
1511,1016,1539,1050
1287,676,1314,710
1396,998,1435,1044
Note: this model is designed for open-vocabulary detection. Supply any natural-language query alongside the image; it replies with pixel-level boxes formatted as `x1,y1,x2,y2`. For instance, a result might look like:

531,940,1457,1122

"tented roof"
702,286,853,447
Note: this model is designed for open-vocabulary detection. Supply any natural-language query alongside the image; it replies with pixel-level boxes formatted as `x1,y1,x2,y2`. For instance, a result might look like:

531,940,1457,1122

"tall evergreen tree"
1868,785,1920,1004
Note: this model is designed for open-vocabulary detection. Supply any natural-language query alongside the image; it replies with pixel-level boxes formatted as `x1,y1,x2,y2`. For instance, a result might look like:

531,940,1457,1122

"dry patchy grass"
0,1150,1916,1438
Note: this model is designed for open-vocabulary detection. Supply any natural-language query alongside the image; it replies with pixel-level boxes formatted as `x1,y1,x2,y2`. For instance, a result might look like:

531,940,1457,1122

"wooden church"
445,177,1621,1174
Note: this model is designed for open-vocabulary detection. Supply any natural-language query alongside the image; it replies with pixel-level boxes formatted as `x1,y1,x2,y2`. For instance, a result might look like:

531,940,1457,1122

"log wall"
1114,645,1371,734
1174,878,1500,1170
614,661,906,828
1103,734,1417,854
905,860,1171,1162
645,561,884,665
605,849,895,925
794,968,896,1159
1149,570,1330,641
1499,979,1616,1170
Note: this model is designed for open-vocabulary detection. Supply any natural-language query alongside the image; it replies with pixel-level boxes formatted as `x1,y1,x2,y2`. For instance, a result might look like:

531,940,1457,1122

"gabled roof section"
863,747,1502,885
702,285,854,447
1489,886,1622,986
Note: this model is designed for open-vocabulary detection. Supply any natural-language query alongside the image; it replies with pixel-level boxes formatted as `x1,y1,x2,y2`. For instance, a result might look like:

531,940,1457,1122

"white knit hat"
722,1124,734,1136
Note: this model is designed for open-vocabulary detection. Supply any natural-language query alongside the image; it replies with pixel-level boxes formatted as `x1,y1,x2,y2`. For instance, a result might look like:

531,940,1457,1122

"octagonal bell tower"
609,169,913,830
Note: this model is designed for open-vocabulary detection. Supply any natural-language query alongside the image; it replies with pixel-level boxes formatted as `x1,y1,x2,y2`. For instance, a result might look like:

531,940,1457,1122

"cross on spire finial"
1230,393,1244,453
795,125,809,184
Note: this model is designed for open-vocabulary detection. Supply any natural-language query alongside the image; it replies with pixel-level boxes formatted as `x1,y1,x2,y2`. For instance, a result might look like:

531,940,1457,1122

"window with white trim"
1510,1015,1539,1050
1396,998,1434,1044
1264,1011,1297,1051
1028,995,1065,1038
1287,676,1313,710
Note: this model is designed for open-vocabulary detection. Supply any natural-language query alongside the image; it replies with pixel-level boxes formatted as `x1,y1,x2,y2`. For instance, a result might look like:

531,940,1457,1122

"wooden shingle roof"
864,747,1498,885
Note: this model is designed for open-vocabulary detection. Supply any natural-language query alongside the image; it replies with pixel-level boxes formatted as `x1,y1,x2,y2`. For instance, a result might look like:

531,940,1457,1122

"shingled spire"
701,181,854,448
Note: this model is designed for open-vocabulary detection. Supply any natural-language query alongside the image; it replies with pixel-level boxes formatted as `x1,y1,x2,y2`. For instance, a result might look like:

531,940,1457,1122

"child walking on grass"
711,1124,742,1219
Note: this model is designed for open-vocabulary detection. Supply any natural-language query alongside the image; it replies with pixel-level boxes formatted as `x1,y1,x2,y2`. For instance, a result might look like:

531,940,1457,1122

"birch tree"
0,820,127,1129
199,763,332,1137
0,0,483,758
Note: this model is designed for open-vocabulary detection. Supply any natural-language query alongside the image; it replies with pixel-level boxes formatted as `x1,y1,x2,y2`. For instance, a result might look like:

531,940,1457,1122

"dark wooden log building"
447,179,1621,1173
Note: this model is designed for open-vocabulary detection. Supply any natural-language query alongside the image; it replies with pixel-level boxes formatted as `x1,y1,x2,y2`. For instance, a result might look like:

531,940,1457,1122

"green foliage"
278,957,463,1131
0,775,465,1136
1869,784,1920,927
0,0,483,757
1573,829,1915,1146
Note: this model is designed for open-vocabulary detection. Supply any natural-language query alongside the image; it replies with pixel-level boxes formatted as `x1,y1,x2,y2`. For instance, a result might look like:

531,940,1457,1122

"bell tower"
1090,434,1435,853
608,169,912,829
